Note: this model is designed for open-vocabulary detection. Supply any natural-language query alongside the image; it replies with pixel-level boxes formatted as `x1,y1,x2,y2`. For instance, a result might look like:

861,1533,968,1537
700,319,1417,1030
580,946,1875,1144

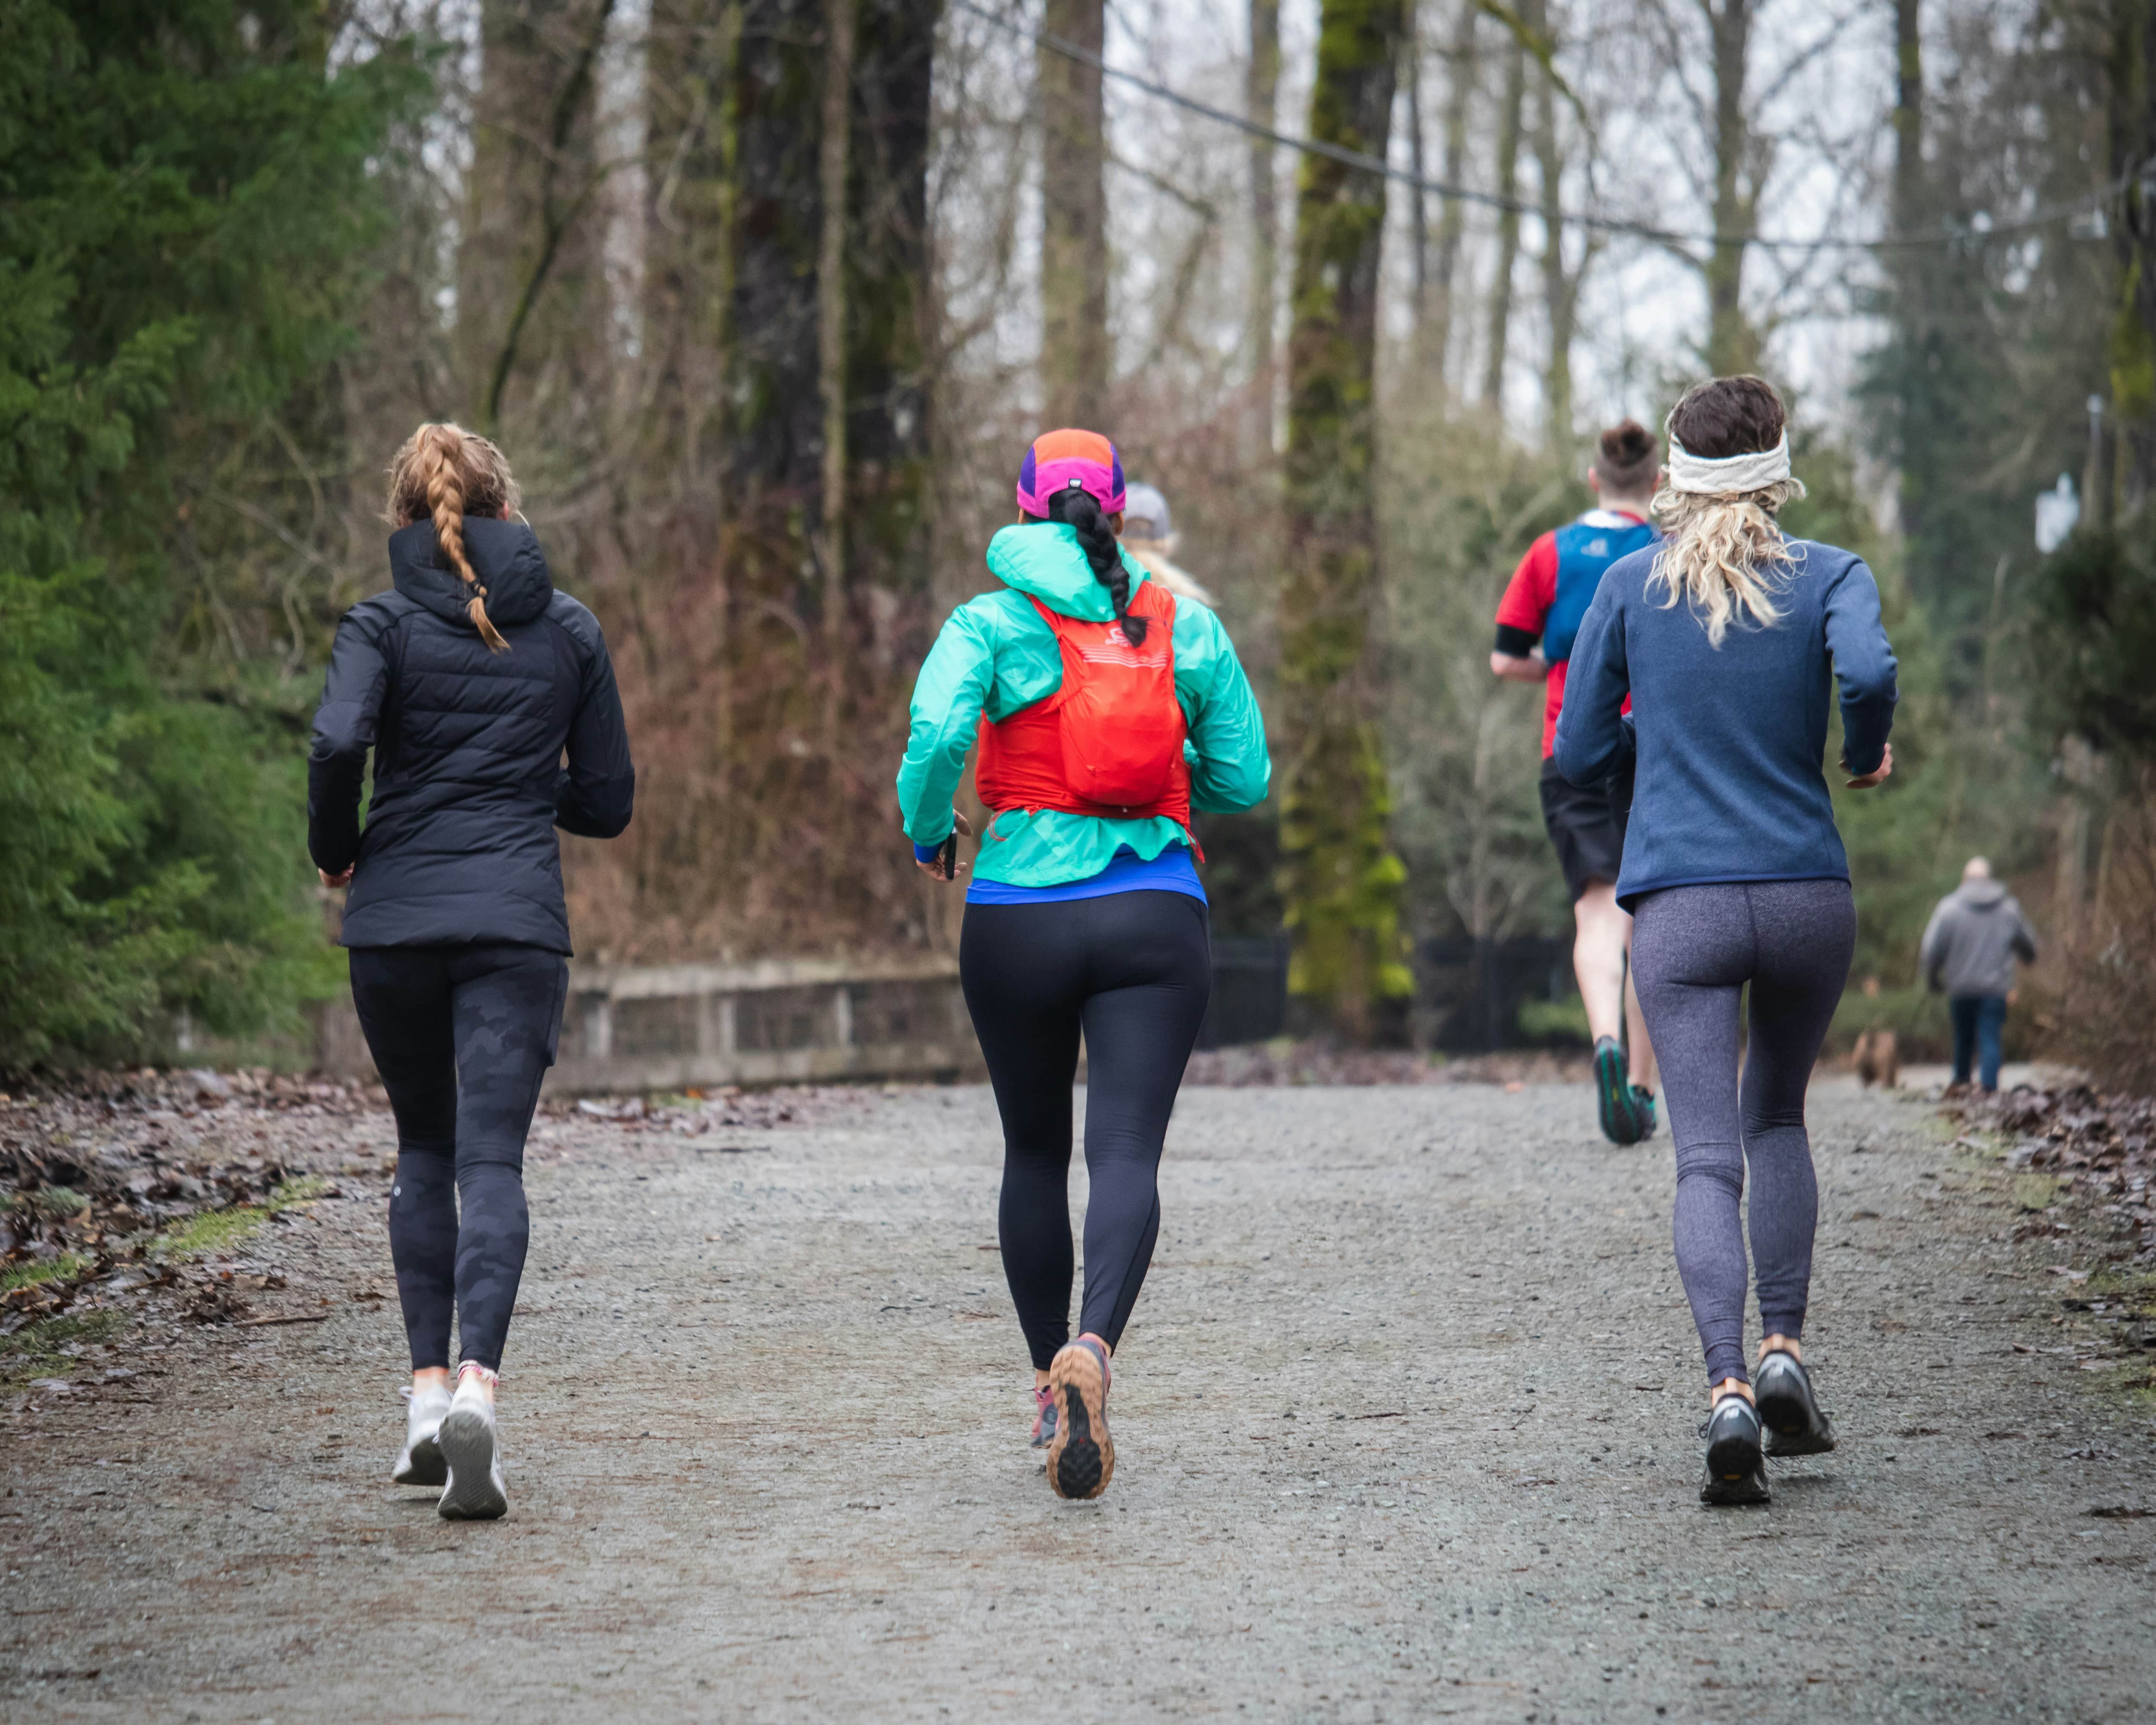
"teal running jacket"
896,523,1272,888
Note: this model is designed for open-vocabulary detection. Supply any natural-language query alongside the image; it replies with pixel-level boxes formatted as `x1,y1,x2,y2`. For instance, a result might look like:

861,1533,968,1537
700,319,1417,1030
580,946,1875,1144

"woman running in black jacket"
309,423,633,1520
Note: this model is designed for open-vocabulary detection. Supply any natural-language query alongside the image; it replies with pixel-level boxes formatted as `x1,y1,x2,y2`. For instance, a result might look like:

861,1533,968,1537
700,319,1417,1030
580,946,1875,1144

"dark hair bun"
1601,420,1655,467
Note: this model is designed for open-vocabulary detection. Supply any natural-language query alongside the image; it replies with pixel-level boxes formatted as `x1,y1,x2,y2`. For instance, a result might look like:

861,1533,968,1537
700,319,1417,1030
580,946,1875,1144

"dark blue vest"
1543,517,1658,665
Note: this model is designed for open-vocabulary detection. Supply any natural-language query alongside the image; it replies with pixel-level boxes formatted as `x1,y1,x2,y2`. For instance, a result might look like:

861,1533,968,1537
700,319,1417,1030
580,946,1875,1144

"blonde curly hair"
1647,376,1806,648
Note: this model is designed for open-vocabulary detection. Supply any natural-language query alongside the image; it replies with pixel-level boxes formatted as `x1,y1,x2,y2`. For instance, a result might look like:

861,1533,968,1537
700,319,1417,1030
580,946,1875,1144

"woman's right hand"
913,811,973,881
1844,743,1893,790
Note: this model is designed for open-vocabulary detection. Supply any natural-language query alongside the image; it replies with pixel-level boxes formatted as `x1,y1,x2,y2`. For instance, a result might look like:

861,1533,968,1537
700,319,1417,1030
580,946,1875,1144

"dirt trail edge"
4,1079,2153,1724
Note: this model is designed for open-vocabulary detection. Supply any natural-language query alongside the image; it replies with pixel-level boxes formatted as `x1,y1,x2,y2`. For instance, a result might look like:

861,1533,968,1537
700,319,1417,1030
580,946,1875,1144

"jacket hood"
985,523,1150,622
1955,878,2010,910
387,516,555,629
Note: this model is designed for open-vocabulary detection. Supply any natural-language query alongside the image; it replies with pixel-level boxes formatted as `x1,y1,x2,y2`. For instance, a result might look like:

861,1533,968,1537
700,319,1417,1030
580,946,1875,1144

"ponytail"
385,422,518,653
1048,481,1148,646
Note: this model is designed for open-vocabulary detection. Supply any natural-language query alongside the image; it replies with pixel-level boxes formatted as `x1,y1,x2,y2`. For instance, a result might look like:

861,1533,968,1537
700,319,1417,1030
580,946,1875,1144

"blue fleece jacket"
1552,537,1897,910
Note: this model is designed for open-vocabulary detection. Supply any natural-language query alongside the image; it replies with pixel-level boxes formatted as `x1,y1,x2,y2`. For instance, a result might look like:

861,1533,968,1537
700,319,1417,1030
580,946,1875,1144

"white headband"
1664,427,1792,495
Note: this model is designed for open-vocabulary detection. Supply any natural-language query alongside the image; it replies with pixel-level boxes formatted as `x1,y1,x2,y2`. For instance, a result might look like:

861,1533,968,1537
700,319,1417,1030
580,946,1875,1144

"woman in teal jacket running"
898,429,1269,1501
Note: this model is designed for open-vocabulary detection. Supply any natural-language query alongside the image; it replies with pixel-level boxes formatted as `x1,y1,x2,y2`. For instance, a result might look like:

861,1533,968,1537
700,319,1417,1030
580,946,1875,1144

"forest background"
5,0,2156,1079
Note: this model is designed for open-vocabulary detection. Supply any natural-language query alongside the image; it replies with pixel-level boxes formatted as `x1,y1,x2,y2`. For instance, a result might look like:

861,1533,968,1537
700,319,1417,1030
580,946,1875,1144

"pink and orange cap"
1016,428,1126,518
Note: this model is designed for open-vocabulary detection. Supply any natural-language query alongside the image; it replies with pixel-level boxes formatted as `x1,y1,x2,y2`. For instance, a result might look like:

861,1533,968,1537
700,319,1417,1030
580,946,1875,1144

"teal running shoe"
1594,1037,1647,1145
1631,1086,1658,1139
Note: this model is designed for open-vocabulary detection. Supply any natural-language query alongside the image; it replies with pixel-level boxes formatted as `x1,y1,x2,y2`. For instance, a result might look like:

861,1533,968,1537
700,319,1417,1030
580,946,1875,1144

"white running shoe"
391,1382,451,1487
436,1372,508,1520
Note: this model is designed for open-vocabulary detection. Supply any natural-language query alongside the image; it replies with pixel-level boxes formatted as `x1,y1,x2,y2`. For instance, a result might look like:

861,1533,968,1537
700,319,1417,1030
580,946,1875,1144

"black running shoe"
1698,1393,1770,1506
1631,1087,1658,1139
1594,1038,1646,1145
1755,1349,1836,1457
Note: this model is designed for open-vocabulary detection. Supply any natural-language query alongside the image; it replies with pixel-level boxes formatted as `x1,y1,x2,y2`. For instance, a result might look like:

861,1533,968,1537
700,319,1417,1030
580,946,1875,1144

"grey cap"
1121,481,1173,542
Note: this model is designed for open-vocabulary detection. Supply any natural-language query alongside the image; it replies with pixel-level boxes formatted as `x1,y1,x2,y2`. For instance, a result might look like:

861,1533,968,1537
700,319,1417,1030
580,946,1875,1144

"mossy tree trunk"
1040,0,1109,427
1278,0,1413,1043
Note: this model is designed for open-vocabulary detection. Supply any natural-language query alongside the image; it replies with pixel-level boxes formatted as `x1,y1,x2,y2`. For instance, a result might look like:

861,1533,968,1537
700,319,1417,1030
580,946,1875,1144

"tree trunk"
1702,0,1760,376
1404,8,1428,335
1040,0,1109,427
817,0,857,722
1279,0,1412,1042
1886,0,1932,545
2107,0,2156,517
1480,18,1526,406
1248,0,1282,404
720,0,934,690
587,0,935,959
460,0,620,433
1428,0,1476,387
1530,0,1575,447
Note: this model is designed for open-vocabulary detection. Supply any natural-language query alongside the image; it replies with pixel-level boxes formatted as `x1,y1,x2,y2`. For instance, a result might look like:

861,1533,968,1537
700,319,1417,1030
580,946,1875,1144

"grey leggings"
1630,880,1856,1387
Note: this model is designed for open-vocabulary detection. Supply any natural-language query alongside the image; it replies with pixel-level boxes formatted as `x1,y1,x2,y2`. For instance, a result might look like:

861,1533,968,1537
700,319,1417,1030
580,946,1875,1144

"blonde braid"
386,422,515,653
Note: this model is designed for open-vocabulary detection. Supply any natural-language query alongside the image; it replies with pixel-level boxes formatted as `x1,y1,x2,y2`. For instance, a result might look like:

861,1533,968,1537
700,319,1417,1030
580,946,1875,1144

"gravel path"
4,1077,2153,1723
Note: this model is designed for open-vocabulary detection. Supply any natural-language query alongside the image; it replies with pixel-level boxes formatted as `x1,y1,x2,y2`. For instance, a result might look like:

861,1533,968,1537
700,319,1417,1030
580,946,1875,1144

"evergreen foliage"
2030,530,2156,765
0,0,415,1065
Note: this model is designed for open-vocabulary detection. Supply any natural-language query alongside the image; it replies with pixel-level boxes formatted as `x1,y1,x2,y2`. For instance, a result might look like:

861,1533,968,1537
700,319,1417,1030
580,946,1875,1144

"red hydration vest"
975,583,1196,833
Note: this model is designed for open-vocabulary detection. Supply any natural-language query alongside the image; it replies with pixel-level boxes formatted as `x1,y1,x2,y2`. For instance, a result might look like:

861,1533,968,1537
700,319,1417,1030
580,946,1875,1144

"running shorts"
1538,755,1629,902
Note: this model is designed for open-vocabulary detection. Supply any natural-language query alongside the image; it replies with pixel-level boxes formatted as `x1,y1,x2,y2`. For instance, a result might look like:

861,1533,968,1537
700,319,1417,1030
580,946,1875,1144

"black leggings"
1629,880,1856,1388
348,943,568,1374
959,891,1212,1371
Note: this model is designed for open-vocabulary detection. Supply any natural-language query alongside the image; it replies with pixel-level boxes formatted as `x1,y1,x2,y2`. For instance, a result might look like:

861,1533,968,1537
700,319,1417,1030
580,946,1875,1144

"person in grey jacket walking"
1920,859,2039,1094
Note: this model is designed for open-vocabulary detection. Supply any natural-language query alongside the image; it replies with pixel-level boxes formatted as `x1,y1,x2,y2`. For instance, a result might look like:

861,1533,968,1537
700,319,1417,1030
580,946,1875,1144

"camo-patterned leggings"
349,944,568,1373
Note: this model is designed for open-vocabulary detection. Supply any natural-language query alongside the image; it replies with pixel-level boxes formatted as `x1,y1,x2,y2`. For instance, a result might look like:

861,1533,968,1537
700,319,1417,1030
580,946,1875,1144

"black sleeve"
306,610,392,874
1494,623,1539,657
553,605,635,839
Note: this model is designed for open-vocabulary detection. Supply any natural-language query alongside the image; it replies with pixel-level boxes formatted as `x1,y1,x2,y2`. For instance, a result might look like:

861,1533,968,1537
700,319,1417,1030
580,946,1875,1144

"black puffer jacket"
307,516,634,952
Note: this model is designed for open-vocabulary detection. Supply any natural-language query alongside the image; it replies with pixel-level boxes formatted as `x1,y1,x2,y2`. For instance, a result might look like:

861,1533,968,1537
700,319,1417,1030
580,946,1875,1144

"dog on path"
1853,1026,1900,1089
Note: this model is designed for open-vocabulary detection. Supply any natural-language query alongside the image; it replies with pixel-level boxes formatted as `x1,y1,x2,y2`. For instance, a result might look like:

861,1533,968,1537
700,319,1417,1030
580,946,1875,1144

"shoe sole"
1757,1378,1837,1456
1595,1047,1644,1145
1045,1346,1113,1501
392,1431,445,1487
1702,1419,1767,1504
436,1407,507,1520
1700,1466,1771,1506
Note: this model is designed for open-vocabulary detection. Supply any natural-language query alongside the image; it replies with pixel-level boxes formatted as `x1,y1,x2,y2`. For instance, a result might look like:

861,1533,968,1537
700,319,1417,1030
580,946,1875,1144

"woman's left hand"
319,865,354,888
1844,743,1893,790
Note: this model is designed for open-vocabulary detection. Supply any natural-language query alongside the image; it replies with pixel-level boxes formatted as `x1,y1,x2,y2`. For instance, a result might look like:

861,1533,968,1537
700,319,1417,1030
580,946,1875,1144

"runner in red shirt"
1491,421,1662,1143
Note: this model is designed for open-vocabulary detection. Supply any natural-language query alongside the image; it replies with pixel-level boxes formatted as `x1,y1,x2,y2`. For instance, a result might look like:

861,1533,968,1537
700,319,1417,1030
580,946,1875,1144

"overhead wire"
953,0,2139,256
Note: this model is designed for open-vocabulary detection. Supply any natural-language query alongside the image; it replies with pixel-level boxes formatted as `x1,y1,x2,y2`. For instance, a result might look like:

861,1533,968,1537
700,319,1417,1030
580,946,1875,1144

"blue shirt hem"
965,845,1206,906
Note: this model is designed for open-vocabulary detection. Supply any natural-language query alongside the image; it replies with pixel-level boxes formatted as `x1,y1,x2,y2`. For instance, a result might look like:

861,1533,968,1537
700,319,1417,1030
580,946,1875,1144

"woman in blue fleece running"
1554,376,1897,1507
